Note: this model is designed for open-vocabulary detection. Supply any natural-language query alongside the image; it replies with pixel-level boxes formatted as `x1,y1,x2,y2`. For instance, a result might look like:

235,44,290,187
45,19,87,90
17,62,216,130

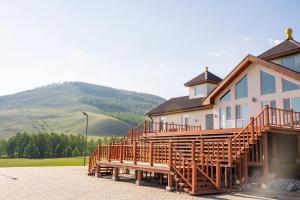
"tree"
0,139,7,157
72,147,80,157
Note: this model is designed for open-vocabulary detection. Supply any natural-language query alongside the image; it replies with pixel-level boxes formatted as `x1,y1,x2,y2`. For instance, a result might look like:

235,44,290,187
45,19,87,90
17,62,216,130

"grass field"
0,157,88,167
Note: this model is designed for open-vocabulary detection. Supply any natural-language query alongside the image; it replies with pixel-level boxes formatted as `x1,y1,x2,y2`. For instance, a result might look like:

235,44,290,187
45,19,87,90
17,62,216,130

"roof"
184,69,222,87
258,39,300,60
203,54,300,105
147,96,211,116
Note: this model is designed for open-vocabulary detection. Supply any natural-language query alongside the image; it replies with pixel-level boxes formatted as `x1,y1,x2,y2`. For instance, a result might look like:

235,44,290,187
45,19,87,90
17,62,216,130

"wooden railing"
128,121,201,141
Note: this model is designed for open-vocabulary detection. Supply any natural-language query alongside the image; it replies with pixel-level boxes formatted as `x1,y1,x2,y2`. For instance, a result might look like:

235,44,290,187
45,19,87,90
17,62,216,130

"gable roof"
147,96,212,116
203,54,300,105
184,70,222,87
258,39,300,60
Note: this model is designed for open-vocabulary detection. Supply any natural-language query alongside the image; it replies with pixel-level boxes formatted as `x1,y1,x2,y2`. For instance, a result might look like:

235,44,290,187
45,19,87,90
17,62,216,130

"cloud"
244,36,254,42
159,64,167,70
207,51,223,58
267,38,282,46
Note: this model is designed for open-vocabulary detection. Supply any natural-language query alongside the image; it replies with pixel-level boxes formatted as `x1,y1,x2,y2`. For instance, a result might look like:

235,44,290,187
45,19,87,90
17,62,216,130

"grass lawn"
0,157,88,167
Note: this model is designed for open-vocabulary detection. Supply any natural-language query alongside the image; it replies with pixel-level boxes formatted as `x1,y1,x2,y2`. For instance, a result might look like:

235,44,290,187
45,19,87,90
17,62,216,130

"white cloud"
207,51,223,58
159,64,167,70
267,38,282,46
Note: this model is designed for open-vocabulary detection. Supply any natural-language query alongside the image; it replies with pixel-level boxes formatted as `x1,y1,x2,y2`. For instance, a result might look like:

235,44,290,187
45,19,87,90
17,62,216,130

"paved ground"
0,166,299,200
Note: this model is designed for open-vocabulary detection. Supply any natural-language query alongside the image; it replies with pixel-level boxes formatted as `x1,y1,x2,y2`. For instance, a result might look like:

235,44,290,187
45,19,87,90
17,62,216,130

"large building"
148,28,300,132
89,29,300,195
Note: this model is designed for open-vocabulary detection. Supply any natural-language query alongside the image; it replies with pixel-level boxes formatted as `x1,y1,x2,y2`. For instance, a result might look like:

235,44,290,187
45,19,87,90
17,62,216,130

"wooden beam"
272,135,278,164
297,135,300,164
242,153,248,184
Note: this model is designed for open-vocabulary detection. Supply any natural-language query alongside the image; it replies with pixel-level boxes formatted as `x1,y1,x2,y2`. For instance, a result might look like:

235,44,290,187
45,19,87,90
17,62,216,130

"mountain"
0,82,165,138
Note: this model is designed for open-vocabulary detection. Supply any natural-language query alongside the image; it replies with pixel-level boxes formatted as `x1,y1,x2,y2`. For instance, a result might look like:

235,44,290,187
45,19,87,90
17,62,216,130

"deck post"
272,135,279,164
290,109,294,128
191,142,197,194
120,142,123,163
250,117,255,142
228,139,232,167
133,141,137,165
131,128,134,144
262,133,269,179
168,141,173,170
297,135,300,164
112,167,120,181
166,174,174,192
144,119,147,134
265,105,270,126
96,164,101,178
201,139,204,169
216,160,221,190
149,142,153,166
242,153,248,184
136,170,144,186
108,143,111,162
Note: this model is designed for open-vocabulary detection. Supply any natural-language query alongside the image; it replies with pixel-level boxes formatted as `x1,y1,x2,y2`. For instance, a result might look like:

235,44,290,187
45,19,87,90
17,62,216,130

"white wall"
189,83,217,99
212,62,300,129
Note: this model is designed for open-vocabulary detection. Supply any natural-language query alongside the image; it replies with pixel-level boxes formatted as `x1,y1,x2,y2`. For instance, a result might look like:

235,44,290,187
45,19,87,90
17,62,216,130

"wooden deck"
88,107,300,195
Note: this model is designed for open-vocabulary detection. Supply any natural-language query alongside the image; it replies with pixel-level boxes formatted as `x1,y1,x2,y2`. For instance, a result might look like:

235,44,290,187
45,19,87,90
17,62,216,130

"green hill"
0,82,165,138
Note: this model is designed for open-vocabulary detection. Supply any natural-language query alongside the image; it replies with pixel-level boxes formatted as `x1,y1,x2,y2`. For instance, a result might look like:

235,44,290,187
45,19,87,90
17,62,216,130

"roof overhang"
184,80,220,87
203,54,300,105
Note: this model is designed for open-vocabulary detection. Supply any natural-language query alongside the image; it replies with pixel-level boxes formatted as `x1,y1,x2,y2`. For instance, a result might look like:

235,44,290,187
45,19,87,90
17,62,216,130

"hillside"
0,82,165,138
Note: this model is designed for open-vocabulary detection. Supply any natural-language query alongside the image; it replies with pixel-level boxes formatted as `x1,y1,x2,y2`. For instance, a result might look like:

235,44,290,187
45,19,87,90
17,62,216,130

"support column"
96,164,101,178
135,170,144,186
242,153,248,184
262,133,269,178
297,135,300,164
166,174,174,192
272,135,279,164
112,168,120,181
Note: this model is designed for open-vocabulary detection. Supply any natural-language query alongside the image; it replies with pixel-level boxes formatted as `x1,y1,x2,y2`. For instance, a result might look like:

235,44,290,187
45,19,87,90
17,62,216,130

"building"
88,29,300,195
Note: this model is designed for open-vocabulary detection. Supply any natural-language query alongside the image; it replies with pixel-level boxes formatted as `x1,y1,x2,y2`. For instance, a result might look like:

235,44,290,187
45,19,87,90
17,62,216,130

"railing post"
250,117,255,142
265,105,270,126
97,144,101,161
192,142,197,194
144,119,147,134
108,143,111,162
131,128,134,144
120,142,123,163
201,139,204,170
228,139,232,166
149,142,153,166
168,141,173,170
133,141,137,165
216,160,221,190
290,109,294,128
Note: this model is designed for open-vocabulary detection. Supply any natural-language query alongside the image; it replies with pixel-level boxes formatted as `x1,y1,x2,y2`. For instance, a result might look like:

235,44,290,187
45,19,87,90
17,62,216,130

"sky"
0,0,299,99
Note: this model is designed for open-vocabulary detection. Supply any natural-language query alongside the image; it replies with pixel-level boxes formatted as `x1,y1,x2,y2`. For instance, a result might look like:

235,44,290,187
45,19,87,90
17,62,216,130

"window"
220,106,232,128
235,76,248,99
220,90,231,102
283,79,299,92
194,85,205,97
283,99,291,110
291,97,300,112
236,104,249,128
182,115,189,125
205,114,214,130
261,71,276,95
281,56,300,73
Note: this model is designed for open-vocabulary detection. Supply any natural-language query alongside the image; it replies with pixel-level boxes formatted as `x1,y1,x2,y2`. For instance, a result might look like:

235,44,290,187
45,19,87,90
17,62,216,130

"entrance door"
205,114,214,130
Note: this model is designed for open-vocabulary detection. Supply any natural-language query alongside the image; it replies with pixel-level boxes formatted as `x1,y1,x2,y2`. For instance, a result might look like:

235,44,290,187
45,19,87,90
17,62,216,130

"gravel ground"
0,166,299,200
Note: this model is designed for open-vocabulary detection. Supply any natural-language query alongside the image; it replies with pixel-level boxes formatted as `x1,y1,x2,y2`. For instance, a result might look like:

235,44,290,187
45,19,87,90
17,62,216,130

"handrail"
171,146,193,188
195,145,217,187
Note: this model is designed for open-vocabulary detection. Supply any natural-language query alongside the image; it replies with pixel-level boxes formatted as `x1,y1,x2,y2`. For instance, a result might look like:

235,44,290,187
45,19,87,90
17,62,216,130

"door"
205,114,214,130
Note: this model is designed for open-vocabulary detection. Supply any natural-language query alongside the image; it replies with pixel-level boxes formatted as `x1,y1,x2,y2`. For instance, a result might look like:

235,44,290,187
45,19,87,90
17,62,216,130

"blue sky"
0,0,299,99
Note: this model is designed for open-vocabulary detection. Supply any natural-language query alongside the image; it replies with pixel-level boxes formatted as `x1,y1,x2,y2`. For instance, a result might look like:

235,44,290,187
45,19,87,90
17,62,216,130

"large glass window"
283,99,291,110
220,106,231,128
283,79,299,92
194,85,205,97
220,90,231,102
291,97,300,112
261,71,276,95
281,56,300,73
235,76,248,99
236,104,249,128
